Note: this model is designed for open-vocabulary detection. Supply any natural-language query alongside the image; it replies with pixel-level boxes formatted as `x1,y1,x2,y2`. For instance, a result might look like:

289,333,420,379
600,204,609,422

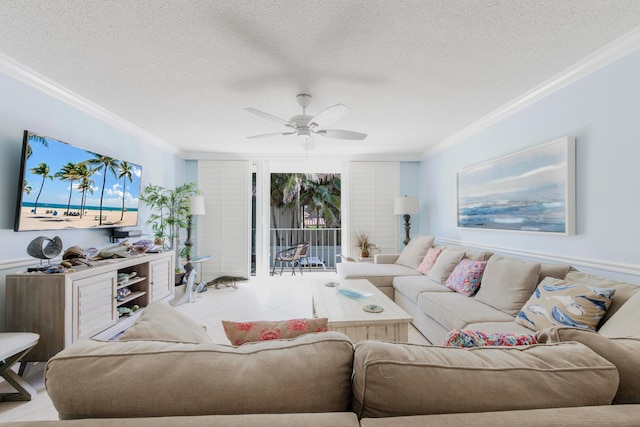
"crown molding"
0,52,180,155
178,149,422,162
422,26,640,159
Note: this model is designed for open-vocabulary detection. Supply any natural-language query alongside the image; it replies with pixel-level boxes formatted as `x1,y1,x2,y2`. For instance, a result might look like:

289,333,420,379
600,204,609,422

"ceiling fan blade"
308,104,349,128
244,108,293,128
314,129,367,140
247,131,296,139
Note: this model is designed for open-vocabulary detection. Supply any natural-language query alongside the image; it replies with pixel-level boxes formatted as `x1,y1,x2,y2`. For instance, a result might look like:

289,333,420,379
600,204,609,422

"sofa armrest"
374,254,399,264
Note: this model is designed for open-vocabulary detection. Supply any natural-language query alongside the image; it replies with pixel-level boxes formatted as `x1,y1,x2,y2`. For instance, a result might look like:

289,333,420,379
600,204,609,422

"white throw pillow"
598,291,640,338
394,235,435,269
427,249,465,283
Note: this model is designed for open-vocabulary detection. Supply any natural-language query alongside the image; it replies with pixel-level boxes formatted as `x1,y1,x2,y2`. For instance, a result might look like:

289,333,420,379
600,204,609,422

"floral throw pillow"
443,329,538,348
417,247,442,275
222,318,329,346
515,277,615,332
443,259,487,296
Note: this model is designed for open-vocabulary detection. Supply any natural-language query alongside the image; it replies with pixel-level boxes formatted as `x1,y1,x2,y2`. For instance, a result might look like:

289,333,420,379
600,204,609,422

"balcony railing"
270,227,342,271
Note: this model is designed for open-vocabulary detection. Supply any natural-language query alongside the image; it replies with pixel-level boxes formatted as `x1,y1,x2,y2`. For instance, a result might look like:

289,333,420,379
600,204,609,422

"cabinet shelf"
116,307,145,325
117,276,146,289
116,291,147,306
6,251,173,362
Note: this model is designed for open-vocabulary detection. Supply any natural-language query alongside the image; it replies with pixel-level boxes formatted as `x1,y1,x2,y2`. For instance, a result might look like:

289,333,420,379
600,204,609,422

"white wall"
421,48,640,284
0,70,185,331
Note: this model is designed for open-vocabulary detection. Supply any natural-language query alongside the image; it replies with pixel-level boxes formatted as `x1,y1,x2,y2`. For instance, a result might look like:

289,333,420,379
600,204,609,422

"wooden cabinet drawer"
73,272,118,341
150,257,173,301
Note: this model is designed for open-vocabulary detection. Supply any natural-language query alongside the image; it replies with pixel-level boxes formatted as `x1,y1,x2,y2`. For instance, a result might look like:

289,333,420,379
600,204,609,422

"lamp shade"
394,196,418,215
189,196,206,216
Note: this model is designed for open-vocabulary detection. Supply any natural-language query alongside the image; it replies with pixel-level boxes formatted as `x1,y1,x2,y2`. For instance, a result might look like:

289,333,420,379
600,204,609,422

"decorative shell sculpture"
27,236,63,260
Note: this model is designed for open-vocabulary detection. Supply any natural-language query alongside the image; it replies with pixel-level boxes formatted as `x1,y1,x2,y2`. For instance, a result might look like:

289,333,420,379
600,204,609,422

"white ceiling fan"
245,94,367,150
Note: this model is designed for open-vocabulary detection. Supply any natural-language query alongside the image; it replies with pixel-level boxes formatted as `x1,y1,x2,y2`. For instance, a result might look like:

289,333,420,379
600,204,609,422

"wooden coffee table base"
311,279,413,343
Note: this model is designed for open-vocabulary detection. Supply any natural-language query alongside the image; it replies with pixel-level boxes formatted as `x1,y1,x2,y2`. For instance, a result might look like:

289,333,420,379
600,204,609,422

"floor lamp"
394,196,419,246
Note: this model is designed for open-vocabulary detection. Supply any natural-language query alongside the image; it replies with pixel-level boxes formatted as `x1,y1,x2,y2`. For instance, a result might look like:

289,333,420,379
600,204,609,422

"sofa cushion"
564,271,640,325
474,255,541,316
119,302,212,344
465,321,542,336
352,340,618,418
416,247,442,275
598,291,640,337
427,249,464,283
8,413,361,427
417,292,514,331
337,262,423,294
393,276,452,303
394,235,435,269
438,244,493,261
463,249,493,261
442,329,538,347
360,406,640,427
46,332,355,419
222,318,328,346
443,259,486,296
536,326,640,404
515,277,615,332
539,262,571,281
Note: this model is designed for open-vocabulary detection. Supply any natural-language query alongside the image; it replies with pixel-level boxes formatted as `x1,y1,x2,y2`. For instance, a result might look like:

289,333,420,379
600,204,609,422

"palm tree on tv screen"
84,154,119,225
117,161,133,222
26,134,48,159
29,162,52,214
55,162,81,216
23,180,32,195
76,164,96,219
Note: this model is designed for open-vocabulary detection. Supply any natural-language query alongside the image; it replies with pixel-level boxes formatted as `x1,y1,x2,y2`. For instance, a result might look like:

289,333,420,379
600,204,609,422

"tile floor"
0,272,429,422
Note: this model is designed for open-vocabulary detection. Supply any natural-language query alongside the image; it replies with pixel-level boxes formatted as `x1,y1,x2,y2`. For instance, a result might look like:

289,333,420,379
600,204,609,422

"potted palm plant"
140,182,199,283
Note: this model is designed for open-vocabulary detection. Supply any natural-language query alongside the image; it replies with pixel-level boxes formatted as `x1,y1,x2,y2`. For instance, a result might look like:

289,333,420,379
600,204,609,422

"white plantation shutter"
196,160,251,279
348,162,399,257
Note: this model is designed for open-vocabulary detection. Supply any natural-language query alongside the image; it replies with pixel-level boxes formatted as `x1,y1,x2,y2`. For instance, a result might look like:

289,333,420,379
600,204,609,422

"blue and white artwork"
457,137,575,234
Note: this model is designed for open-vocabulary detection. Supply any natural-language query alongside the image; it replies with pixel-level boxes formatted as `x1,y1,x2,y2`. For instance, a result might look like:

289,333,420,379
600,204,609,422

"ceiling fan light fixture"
298,131,316,150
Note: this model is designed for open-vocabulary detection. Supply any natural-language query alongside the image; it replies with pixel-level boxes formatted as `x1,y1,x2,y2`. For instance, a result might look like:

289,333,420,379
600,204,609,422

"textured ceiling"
1,1,639,159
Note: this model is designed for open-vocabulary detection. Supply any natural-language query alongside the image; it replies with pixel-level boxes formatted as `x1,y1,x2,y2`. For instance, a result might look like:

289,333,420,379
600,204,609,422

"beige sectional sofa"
337,236,640,344
4,301,640,426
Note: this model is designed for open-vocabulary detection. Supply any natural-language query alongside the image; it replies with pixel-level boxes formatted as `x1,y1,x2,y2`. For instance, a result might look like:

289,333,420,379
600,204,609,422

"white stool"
0,332,39,401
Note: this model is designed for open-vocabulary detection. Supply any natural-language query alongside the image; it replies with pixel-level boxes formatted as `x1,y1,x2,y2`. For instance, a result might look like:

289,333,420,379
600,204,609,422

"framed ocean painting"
457,137,575,234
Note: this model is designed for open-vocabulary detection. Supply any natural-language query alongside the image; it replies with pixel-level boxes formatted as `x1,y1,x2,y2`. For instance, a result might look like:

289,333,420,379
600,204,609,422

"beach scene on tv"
16,133,142,231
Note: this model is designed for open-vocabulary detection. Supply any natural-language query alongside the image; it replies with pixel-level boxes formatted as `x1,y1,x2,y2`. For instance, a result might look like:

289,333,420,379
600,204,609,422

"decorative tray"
337,288,374,300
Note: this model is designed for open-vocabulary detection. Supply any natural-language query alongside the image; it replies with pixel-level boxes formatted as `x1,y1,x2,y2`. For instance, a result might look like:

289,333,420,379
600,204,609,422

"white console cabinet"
5,251,174,361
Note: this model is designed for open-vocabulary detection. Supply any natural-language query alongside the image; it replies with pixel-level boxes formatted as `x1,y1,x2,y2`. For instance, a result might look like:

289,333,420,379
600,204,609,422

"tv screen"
14,130,142,232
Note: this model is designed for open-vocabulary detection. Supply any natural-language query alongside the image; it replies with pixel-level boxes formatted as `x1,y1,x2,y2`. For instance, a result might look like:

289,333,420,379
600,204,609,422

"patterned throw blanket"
443,329,538,347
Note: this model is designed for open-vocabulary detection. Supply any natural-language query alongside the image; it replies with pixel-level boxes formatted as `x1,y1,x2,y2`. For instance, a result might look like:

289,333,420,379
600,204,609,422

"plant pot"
175,272,185,286
360,249,370,258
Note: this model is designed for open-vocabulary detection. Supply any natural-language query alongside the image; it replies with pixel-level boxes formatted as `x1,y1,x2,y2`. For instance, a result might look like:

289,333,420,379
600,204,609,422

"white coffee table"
311,279,413,343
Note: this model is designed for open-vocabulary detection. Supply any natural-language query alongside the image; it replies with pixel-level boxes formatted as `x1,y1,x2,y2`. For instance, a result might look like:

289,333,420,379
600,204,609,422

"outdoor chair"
271,242,309,276
298,241,310,271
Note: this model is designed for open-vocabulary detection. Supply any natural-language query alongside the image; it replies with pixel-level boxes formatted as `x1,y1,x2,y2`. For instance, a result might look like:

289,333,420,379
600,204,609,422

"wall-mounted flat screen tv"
14,130,142,232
